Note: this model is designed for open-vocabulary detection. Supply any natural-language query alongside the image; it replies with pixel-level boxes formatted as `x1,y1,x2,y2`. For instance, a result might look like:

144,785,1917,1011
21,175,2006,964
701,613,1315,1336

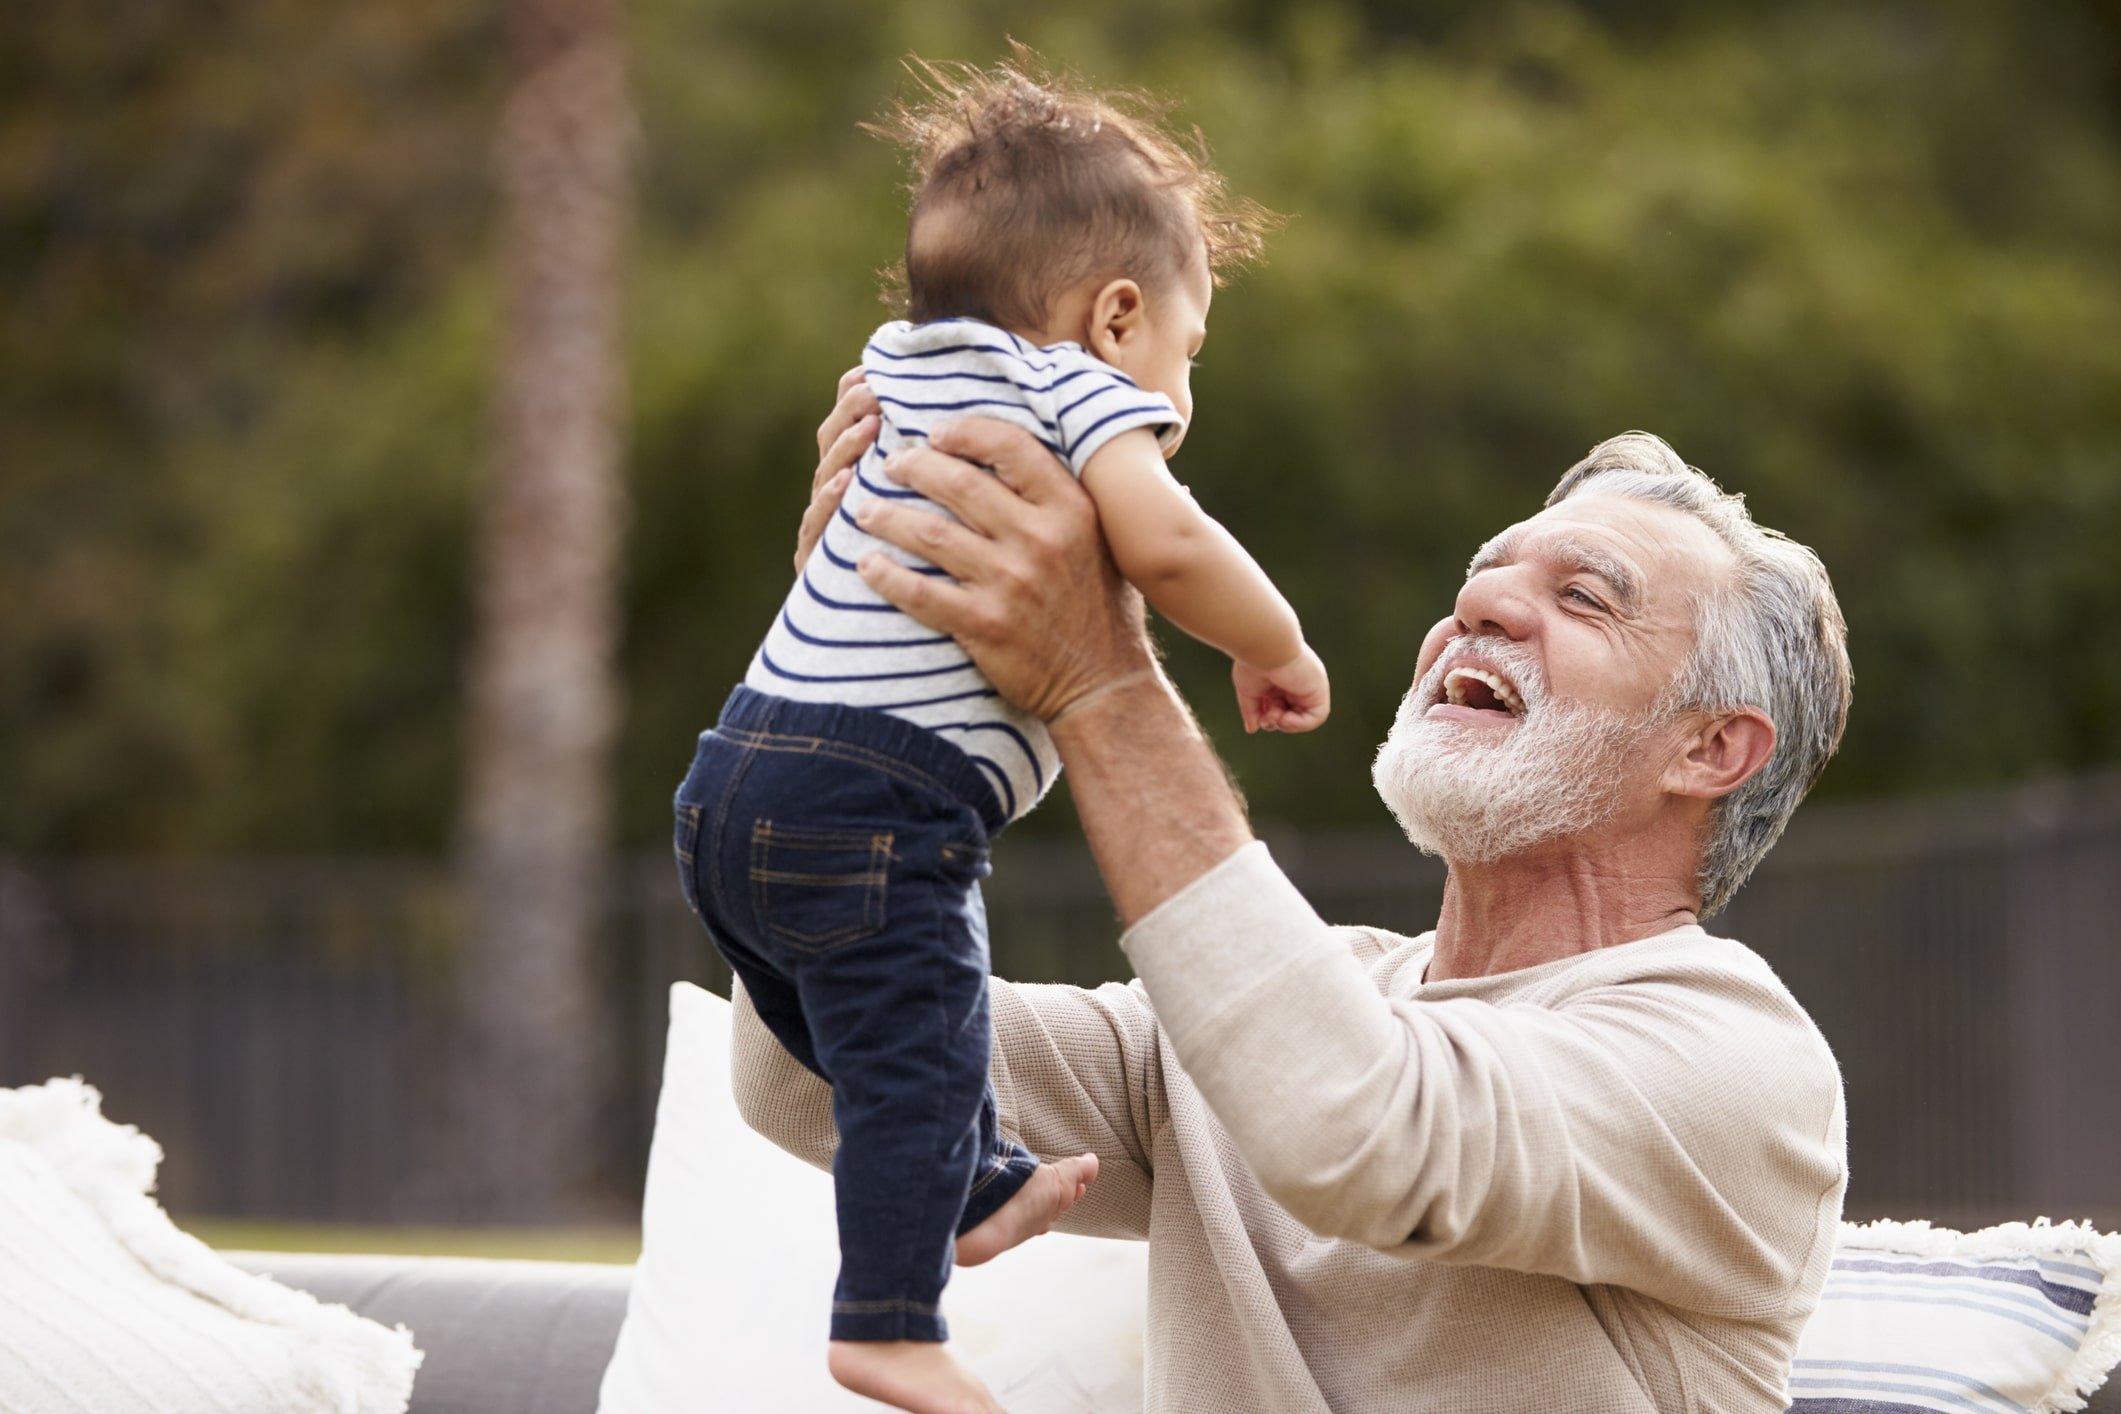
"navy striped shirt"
743,319,1182,822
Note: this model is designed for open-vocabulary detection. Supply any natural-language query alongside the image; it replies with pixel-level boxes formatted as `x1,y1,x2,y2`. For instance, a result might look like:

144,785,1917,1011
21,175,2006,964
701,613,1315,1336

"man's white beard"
1371,637,1671,864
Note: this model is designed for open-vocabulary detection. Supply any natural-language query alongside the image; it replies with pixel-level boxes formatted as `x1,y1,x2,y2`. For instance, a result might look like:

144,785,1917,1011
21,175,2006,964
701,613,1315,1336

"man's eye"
1565,586,1604,609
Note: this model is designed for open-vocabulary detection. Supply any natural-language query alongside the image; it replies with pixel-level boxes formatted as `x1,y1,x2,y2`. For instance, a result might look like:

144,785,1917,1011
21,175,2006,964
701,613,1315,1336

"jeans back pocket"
749,821,892,953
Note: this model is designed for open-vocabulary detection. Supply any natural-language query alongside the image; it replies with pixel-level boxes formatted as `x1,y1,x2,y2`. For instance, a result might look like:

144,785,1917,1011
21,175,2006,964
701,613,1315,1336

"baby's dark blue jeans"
673,685,1040,1343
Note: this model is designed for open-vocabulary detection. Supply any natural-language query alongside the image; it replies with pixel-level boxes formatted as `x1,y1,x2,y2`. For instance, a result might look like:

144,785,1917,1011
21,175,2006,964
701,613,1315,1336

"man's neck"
1427,840,1700,983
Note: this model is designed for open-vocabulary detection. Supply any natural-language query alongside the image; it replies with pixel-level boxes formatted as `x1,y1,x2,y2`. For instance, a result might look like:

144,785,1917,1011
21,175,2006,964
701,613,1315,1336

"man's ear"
1086,278,1146,365
1665,706,1776,801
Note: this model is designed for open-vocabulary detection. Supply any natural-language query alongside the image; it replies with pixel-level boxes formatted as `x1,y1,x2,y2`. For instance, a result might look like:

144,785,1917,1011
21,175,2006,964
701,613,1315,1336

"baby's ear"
1088,277,1146,361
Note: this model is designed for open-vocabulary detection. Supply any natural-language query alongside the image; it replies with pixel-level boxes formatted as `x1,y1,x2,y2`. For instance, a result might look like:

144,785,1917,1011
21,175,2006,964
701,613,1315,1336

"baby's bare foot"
954,1153,1099,1268
827,1339,1002,1414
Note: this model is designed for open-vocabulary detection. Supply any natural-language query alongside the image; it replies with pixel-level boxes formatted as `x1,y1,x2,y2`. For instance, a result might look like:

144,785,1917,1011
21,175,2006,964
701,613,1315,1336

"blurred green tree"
0,0,499,849
3,0,2118,861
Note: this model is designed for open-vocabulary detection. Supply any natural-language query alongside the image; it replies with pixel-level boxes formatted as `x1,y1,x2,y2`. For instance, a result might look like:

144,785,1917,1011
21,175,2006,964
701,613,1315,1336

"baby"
673,55,1327,1414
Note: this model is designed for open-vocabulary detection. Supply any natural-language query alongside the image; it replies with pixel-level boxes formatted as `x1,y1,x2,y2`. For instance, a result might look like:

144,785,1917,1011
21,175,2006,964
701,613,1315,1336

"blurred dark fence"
2,772,2116,1228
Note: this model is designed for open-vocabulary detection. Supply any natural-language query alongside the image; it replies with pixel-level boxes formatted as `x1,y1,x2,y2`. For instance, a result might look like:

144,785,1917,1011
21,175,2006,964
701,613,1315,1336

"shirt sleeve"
1044,354,1184,473
730,973,1162,1240
1118,841,1848,1318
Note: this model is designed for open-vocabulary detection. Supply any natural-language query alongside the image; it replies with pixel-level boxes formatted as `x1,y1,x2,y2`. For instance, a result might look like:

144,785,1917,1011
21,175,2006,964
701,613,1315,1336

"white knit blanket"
0,1078,422,1413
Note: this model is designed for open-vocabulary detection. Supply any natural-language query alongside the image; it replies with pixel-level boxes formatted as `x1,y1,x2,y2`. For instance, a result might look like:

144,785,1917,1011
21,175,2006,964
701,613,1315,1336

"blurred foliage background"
6,0,2120,855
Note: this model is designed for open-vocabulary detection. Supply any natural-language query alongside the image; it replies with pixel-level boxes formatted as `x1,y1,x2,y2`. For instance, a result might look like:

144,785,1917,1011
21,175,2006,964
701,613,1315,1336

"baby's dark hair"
865,49,1279,332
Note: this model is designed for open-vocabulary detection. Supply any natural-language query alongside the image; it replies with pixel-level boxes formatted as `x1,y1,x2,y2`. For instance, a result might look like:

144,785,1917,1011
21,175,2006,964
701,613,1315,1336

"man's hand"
796,403,1249,923
794,367,880,571
852,417,1160,723
1234,645,1331,734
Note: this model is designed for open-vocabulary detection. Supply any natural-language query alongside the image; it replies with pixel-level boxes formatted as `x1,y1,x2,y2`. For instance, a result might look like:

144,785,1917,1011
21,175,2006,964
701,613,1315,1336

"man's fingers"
814,373,878,469
795,410,877,568
880,442,1034,542
794,467,853,571
821,412,879,489
927,416,1081,506
857,552,978,637
855,496,999,583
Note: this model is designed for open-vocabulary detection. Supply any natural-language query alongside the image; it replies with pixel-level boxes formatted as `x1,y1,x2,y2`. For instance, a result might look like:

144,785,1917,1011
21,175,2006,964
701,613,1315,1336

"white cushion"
1791,1217,2121,1413
0,1078,422,1414
596,983,1147,1414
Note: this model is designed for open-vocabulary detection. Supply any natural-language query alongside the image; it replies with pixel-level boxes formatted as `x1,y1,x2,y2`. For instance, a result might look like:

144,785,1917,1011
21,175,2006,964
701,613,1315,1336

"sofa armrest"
225,1251,632,1414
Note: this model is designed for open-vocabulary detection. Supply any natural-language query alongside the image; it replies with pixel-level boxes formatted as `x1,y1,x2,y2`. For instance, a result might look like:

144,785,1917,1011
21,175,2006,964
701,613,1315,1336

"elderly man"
733,401,1852,1413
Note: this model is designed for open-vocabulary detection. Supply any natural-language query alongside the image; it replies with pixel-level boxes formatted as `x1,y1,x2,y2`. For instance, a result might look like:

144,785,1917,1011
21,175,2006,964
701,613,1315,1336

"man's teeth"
1442,667,1525,715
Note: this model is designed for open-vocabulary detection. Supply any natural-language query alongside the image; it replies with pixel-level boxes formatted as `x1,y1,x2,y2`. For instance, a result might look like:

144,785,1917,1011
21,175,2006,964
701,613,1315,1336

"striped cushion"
1790,1219,2121,1414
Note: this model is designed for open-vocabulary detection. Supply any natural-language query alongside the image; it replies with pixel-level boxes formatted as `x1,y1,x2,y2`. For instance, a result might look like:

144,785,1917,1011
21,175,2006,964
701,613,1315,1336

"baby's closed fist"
1234,645,1330,734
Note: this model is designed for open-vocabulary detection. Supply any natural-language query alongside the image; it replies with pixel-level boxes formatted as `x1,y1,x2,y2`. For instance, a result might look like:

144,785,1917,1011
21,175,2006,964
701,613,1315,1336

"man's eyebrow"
1546,534,1642,612
1466,529,1521,579
1465,528,1643,614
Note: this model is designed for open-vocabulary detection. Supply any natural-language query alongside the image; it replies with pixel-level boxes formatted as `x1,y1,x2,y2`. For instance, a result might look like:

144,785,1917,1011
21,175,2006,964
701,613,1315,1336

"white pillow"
596,983,1148,1414
1791,1216,2121,1413
0,1077,422,1414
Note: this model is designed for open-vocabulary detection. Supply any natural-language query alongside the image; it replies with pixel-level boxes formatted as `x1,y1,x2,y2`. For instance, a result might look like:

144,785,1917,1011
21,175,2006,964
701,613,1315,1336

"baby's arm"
1080,429,1329,732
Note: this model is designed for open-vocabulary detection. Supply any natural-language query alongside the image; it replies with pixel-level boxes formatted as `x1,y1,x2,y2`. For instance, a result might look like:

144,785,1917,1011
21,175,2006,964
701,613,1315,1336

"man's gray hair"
1547,432,1852,916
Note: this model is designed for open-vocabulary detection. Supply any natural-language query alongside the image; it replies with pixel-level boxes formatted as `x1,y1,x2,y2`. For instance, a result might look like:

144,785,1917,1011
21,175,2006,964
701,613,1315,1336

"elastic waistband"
712,686,1008,836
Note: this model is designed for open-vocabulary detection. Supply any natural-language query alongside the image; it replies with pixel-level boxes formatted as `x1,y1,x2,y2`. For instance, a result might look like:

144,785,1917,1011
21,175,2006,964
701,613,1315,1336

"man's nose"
1452,566,1538,642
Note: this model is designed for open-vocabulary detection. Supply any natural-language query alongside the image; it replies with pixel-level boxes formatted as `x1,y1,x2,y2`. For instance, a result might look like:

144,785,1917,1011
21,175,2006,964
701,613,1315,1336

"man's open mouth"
1439,666,1525,718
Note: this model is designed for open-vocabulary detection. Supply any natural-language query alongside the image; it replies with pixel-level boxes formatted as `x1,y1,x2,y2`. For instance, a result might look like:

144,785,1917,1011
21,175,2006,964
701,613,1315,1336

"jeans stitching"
750,824,892,952
715,724,957,806
701,729,761,928
746,827,885,850
748,868,886,885
673,805,703,915
867,837,884,934
964,1146,1035,1201
674,805,700,863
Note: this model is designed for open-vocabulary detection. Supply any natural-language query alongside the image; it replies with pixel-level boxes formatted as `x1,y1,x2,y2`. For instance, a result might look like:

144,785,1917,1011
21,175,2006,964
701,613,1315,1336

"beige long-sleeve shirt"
731,842,1847,1412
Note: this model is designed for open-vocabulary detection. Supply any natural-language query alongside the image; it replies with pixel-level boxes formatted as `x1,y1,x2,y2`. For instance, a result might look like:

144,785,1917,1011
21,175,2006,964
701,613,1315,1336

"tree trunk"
453,0,631,1221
